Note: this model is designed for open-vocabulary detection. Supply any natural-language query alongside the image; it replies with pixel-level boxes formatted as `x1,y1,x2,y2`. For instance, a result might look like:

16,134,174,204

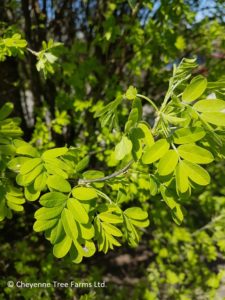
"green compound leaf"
5,191,25,212
0,144,15,155
5,194,24,205
95,96,122,118
6,201,24,212
25,184,40,201
71,239,96,262
132,98,142,121
175,161,189,194
72,187,97,201
193,99,225,112
173,127,206,144
178,143,214,164
33,218,58,232
115,136,132,160
182,160,211,186
160,186,183,225
79,240,96,258
207,81,225,89
163,114,186,125
142,139,169,164
16,164,43,186
45,162,68,179
67,198,89,224
34,171,47,191
70,243,83,264
122,206,150,247
128,218,150,228
125,85,137,100
125,98,142,132
102,222,123,237
14,140,40,157
76,155,90,173
8,157,30,172
129,127,144,161
98,212,122,224
44,157,71,172
124,207,148,221
47,175,71,193
193,99,225,127
40,192,67,207
125,108,139,132
123,215,139,247
158,150,179,176
137,121,154,147
124,207,149,228
201,112,225,127
171,205,184,226
182,75,207,102
149,175,158,196
42,147,68,159
35,205,64,220
77,222,95,240
53,235,72,258
20,158,42,175
50,219,64,244
61,208,78,240
94,217,121,253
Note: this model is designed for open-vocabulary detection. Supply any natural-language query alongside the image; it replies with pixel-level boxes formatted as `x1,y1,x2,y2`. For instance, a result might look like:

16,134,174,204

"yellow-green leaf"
25,184,40,201
182,75,207,102
42,147,68,160
115,136,132,160
61,208,78,240
98,212,122,224
20,158,42,175
142,139,169,164
47,175,71,193
53,235,72,258
124,207,148,220
193,99,225,112
126,85,137,100
72,187,97,201
67,198,89,224
16,164,43,186
158,150,179,176
201,112,225,127
35,206,63,220
178,143,214,164
182,160,210,186
77,222,95,240
102,222,122,237
34,172,47,191
175,161,189,193
137,121,154,147
173,127,206,144
40,192,67,207
33,219,58,232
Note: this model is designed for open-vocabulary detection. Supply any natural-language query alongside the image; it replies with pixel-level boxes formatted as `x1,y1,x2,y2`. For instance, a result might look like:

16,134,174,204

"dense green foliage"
0,0,225,299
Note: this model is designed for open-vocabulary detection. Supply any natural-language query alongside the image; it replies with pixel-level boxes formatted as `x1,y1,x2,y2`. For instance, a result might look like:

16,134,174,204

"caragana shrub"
0,34,225,263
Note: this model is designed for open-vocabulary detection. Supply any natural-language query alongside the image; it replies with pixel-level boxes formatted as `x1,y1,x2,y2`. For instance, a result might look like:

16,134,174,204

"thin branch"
78,161,133,185
27,47,38,56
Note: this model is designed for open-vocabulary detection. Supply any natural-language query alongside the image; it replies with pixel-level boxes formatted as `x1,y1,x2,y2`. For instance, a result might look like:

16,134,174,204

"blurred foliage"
0,0,225,299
